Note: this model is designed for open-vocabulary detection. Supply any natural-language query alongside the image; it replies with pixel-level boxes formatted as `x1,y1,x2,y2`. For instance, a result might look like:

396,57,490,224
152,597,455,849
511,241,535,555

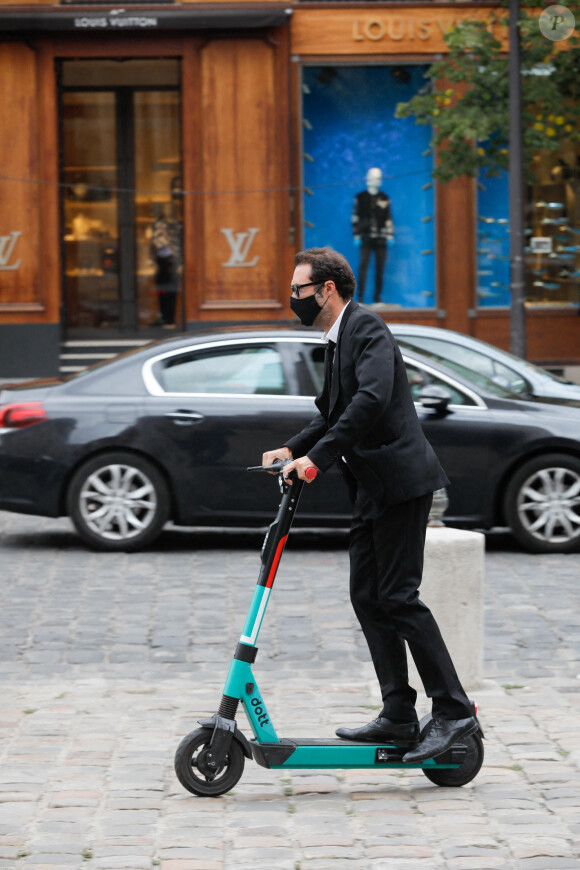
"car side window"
302,345,325,393
405,362,476,406
398,337,527,394
158,346,288,395
292,344,325,395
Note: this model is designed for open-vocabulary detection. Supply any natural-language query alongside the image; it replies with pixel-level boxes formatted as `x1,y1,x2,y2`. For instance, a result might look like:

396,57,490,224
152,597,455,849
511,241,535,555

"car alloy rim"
517,466,580,544
79,464,157,541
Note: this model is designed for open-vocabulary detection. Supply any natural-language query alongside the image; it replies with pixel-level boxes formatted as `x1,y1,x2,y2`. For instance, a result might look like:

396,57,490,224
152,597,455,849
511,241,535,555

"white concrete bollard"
408,527,485,692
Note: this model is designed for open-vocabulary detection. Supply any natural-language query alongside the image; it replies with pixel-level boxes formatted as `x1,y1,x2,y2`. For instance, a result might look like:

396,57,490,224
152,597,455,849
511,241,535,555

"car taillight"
0,402,48,428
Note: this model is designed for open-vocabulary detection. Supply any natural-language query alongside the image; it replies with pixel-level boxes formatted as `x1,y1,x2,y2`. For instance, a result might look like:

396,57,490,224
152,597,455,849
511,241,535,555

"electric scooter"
174,461,484,797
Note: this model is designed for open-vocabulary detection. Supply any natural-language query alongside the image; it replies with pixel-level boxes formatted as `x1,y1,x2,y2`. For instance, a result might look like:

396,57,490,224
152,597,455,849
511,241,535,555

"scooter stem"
239,472,304,647
213,469,306,742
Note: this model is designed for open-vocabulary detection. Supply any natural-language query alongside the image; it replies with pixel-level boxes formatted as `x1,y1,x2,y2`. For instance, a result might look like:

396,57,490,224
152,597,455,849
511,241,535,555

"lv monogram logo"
0,232,22,271
221,228,260,267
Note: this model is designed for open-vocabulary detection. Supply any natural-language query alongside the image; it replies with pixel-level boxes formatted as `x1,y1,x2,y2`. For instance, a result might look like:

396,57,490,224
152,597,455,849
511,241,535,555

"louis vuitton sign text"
291,9,506,55
74,16,158,29
352,15,498,42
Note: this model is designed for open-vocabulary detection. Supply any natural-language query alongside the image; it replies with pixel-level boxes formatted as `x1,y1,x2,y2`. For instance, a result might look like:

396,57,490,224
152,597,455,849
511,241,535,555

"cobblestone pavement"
0,512,578,870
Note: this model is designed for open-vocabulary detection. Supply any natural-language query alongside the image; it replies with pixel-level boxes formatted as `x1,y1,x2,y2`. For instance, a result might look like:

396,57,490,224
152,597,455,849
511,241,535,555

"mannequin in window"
150,197,182,328
352,168,394,304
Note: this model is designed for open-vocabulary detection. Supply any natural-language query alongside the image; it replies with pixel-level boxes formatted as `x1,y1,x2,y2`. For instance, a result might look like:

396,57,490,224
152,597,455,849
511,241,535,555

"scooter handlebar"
247,460,290,473
246,460,317,481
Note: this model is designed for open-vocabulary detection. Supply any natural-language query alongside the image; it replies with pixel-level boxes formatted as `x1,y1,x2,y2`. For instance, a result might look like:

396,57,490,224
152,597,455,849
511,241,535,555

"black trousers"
349,490,472,722
358,238,387,303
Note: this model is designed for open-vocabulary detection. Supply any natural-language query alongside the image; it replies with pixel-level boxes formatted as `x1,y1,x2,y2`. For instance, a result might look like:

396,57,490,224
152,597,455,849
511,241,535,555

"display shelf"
64,165,116,173
64,201,116,207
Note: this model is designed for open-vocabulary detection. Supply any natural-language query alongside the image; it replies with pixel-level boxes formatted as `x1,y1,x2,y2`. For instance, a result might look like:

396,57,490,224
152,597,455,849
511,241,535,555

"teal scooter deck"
174,463,484,797
251,737,468,770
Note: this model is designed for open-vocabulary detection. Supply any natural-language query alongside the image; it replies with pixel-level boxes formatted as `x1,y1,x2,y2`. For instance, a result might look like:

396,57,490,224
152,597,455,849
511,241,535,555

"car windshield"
396,333,572,394
403,347,520,398
459,336,572,383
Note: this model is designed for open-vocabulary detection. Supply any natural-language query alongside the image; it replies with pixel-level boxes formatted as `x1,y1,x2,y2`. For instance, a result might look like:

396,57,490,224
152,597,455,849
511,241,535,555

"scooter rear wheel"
421,732,484,787
174,727,245,797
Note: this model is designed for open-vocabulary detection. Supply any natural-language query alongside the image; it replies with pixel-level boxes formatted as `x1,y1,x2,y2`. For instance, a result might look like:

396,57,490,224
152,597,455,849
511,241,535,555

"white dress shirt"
322,300,350,345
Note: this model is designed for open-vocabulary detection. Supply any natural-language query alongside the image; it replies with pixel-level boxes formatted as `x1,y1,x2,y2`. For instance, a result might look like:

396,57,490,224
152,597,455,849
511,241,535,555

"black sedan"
1,328,580,554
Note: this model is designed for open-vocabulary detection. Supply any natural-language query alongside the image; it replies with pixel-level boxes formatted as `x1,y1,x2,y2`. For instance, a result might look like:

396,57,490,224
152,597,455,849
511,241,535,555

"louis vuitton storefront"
0,6,294,375
0,2,578,377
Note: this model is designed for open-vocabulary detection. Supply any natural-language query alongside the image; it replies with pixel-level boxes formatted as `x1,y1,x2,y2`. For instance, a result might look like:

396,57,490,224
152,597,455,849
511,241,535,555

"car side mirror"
419,385,452,414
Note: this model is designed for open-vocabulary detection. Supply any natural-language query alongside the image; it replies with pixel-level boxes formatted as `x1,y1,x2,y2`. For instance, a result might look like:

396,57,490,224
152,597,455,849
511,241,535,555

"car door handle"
165,410,205,425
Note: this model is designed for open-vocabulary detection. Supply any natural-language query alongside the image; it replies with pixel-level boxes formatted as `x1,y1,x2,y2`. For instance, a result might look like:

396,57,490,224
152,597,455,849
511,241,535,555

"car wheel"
504,453,580,553
68,452,170,552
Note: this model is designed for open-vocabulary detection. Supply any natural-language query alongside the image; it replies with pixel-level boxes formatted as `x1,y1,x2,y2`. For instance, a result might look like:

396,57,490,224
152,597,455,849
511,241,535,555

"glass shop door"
60,59,183,332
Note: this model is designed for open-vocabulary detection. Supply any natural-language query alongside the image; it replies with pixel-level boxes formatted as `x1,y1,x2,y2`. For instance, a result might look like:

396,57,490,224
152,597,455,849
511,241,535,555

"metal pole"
509,0,527,357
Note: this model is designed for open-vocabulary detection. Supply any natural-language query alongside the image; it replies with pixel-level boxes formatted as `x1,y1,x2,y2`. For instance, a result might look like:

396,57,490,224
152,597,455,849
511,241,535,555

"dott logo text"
251,696,270,727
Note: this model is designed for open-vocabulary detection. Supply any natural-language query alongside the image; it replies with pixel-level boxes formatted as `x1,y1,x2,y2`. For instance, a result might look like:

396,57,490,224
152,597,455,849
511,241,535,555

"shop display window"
476,141,580,310
527,143,580,308
302,65,436,310
476,169,511,308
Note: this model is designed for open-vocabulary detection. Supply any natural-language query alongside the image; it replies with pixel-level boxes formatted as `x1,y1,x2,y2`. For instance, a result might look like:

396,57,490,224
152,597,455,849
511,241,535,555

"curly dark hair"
294,247,356,301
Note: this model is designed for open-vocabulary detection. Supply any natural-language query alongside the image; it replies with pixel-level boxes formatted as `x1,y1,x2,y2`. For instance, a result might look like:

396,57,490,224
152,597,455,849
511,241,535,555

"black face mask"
290,289,327,326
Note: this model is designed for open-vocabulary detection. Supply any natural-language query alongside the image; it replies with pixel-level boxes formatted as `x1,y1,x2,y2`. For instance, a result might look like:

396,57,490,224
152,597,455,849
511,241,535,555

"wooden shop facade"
0,1,578,377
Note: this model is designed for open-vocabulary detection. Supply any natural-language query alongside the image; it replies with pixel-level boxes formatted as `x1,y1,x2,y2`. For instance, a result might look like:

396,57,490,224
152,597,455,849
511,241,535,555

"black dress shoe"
402,716,477,763
336,717,419,746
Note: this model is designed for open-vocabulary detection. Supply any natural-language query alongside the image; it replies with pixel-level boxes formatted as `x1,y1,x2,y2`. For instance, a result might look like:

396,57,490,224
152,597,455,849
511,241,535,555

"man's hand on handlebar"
262,447,292,472
280,455,319,485
261,447,318,483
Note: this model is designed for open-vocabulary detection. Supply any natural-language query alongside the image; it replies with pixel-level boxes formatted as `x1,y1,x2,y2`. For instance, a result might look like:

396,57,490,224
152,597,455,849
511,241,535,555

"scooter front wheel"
174,727,245,797
421,732,484,787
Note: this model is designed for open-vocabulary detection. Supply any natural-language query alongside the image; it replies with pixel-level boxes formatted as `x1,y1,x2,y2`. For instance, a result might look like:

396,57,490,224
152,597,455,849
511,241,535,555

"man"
262,247,476,763
352,168,394,304
149,202,182,328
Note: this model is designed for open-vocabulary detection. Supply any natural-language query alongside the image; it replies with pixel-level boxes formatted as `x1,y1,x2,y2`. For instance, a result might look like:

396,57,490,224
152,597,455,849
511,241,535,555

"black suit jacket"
352,190,394,240
286,301,449,511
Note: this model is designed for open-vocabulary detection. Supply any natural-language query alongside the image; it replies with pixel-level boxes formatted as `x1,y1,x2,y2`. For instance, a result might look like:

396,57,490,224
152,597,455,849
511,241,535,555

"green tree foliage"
395,1,579,182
